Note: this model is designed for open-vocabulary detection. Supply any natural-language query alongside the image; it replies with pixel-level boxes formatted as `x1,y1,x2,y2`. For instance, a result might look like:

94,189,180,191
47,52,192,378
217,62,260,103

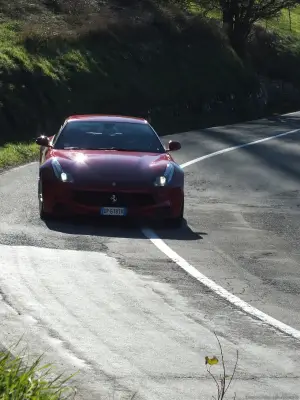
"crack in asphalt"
0,287,21,316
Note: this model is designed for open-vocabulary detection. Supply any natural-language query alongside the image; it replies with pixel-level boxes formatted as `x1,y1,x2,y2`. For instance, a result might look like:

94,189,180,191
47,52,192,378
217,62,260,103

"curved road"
1,112,300,399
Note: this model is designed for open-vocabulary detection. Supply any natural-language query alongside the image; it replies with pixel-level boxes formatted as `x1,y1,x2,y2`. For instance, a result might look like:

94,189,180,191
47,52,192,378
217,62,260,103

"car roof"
65,114,148,124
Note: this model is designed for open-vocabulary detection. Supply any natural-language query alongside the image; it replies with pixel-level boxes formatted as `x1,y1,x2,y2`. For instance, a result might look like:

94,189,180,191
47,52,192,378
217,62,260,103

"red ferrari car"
36,114,184,227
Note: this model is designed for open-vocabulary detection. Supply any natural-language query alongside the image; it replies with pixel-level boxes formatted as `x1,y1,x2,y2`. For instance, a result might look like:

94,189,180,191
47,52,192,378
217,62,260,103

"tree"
199,0,299,57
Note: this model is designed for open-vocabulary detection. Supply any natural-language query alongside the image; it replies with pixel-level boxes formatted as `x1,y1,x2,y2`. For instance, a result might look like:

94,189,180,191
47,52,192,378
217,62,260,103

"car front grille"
73,190,155,207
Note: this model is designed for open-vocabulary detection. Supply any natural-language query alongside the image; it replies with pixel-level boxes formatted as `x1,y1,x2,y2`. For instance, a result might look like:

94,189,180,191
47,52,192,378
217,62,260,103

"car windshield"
53,120,165,153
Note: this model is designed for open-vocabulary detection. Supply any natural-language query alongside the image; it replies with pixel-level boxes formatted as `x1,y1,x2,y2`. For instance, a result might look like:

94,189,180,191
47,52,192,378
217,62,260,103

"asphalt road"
0,112,300,399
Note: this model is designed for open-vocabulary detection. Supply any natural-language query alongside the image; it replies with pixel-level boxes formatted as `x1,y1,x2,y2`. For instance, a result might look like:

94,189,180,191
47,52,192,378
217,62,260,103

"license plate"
100,207,127,216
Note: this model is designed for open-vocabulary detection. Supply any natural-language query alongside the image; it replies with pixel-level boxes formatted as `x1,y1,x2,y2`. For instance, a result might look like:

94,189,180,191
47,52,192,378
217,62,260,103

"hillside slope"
0,1,300,146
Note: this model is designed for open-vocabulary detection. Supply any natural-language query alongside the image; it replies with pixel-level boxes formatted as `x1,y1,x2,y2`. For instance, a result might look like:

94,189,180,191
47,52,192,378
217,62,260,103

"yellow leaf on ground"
205,356,219,365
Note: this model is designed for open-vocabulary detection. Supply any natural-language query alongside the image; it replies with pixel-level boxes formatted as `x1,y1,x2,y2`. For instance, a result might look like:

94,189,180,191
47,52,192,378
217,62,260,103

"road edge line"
180,128,300,169
143,127,300,340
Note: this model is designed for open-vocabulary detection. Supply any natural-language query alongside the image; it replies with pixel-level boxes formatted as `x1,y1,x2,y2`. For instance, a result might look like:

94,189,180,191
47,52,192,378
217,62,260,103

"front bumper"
41,180,184,219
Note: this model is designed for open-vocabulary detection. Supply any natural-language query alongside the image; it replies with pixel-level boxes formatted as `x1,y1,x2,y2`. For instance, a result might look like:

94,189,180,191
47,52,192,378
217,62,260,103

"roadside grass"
0,1,300,151
0,19,92,145
0,334,236,400
0,346,76,399
0,6,261,147
0,142,39,170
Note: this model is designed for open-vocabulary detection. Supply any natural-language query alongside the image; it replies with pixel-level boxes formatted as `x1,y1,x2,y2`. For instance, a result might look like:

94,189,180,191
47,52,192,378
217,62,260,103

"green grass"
0,4,262,147
0,21,89,78
0,347,75,399
0,334,236,400
265,7,300,35
191,3,300,36
0,0,300,155
0,142,39,170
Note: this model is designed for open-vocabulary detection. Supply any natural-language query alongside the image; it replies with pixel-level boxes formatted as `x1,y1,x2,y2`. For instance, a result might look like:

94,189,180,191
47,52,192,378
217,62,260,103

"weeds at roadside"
0,142,39,170
0,342,78,399
0,326,239,399
206,332,239,400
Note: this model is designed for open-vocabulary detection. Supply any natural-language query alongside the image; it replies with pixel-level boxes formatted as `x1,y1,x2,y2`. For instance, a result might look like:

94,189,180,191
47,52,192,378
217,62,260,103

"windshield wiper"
104,147,154,152
62,147,154,152
62,147,119,150
107,147,136,151
63,146,84,150
78,147,136,151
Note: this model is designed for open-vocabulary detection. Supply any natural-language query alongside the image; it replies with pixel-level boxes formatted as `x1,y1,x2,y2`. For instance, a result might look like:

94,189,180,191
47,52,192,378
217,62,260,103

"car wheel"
165,201,184,229
38,180,51,220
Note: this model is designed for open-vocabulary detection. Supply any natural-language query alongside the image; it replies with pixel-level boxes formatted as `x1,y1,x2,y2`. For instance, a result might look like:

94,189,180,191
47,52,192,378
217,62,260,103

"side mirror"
36,135,50,147
168,140,181,152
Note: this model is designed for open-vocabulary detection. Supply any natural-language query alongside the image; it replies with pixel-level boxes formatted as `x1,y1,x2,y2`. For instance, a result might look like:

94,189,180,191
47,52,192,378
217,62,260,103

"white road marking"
143,127,300,340
2,127,300,341
283,111,300,116
180,128,300,169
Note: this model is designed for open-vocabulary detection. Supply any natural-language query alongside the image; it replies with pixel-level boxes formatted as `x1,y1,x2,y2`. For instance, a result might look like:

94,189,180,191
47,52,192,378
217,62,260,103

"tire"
38,180,52,220
165,201,184,229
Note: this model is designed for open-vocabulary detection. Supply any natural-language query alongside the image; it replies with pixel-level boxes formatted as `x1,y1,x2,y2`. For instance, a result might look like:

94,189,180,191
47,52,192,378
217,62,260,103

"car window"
53,121,165,153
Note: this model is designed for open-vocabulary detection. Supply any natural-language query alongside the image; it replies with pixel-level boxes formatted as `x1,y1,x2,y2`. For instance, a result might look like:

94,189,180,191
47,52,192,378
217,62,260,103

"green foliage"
198,0,300,22
0,0,300,149
0,142,40,169
0,8,261,145
264,7,300,34
0,347,75,399
192,1,300,56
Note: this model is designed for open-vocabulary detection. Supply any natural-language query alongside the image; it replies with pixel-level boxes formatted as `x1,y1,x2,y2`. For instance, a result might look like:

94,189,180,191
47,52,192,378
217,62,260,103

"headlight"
154,163,175,187
51,158,74,183
60,172,74,182
154,176,167,187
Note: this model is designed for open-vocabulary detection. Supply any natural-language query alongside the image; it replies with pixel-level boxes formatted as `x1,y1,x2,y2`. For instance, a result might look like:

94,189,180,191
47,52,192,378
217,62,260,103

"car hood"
50,149,173,185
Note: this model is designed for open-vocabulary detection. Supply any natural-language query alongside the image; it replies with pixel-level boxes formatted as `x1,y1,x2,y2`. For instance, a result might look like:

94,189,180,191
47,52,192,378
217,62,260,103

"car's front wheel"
38,180,51,220
165,201,184,229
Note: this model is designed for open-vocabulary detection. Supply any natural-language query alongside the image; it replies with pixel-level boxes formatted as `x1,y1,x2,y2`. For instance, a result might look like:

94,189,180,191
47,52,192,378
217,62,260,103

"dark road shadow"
199,124,300,183
202,113,300,134
45,216,206,241
265,114,300,127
